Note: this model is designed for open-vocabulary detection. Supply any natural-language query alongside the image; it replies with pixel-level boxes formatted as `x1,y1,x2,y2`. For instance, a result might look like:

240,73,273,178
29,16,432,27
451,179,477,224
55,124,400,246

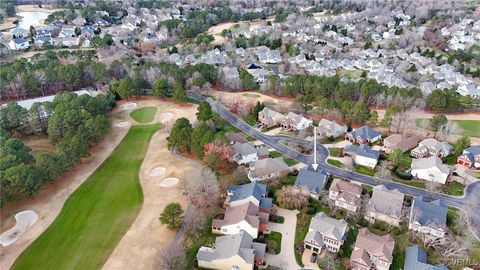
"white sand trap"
123,103,137,110
159,112,174,123
149,167,166,177
159,177,179,187
115,121,130,128
0,210,38,247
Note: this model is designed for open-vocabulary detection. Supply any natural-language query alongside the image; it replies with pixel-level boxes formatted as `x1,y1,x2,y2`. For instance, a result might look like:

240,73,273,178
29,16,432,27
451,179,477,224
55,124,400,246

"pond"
15,11,51,29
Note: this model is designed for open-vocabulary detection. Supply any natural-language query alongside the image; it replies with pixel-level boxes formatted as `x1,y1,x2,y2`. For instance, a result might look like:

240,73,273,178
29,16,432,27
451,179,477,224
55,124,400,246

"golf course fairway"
12,124,161,270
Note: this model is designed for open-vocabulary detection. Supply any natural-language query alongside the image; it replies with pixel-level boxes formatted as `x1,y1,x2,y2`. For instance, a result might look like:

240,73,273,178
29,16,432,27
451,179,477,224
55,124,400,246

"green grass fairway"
12,124,161,270
129,107,158,123
416,118,480,138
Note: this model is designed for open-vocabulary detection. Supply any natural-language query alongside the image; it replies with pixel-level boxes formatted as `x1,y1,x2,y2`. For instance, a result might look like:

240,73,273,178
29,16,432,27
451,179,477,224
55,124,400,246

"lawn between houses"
12,124,162,270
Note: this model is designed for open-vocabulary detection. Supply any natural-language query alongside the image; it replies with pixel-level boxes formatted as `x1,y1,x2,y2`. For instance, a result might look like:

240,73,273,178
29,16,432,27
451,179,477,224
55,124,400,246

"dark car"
310,252,318,263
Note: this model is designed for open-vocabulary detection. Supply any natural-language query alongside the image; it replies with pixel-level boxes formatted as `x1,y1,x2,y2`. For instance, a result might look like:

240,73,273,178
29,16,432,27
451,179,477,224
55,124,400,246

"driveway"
265,208,300,270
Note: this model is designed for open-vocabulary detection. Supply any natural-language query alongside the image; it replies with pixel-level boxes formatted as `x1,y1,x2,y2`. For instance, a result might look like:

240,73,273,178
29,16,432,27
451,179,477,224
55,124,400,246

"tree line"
0,92,115,206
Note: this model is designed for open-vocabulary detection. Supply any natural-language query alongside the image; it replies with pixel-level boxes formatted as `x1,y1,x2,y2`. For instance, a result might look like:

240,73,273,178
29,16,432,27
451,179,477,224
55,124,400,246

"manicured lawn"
270,151,282,158
269,151,298,166
327,159,344,168
328,147,342,157
441,181,465,196
416,118,480,138
295,212,312,267
392,178,426,189
355,165,376,176
265,231,282,254
129,106,158,123
12,124,161,270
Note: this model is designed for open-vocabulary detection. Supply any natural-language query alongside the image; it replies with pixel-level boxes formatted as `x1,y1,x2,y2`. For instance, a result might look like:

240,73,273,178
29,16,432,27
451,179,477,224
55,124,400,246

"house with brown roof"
258,108,285,128
383,134,420,154
212,202,269,238
247,157,290,182
317,119,348,139
281,112,313,131
328,179,363,212
366,185,405,226
350,228,395,270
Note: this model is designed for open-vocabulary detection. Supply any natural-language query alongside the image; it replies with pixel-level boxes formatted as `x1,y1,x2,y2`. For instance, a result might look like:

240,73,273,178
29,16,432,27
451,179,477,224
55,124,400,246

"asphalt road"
190,93,480,240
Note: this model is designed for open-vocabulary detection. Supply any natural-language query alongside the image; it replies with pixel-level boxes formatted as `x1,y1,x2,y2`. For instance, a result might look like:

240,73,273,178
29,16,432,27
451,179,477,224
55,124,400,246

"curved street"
190,93,480,240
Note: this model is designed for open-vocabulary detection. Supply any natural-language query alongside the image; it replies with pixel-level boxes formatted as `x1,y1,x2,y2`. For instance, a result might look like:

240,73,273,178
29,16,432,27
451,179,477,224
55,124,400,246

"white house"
343,144,380,169
247,158,290,182
230,142,269,165
281,112,312,131
329,179,362,212
304,212,348,253
411,156,450,184
212,202,269,238
9,38,30,50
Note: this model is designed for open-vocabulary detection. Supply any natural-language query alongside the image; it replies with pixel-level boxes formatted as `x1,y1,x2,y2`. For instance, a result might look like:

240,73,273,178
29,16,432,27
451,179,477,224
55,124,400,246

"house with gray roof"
201,48,228,65
256,46,282,64
294,165,328,199
457,145,480,169
404,245,447,270
350,228,395,270
197,231,266,270
11,28,28,39
344,144,380,169
304,212,348,253
411,139,452,159
409,196,447,239
345,126,382,144
230,142,269,165
248,158,289,182
225,182,273,213
366,185,405,226
258,108,285,128
9,38,30,50
411,156,450,184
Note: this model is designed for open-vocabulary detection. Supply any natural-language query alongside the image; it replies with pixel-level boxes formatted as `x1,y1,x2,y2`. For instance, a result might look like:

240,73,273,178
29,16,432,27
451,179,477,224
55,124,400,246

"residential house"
201,48,228,65
366,185,405,226
256,46,282,64
72,15,86,26
409,196,447,239
230,142,269,165
457,146,480,169
226,133,248,144
328,179,362,212
304,212,348,253
383,134,420,154
9,38,30,50
94,18,110,27
258,108,285,128
212,202,269,238
411,139,452,159
411,156,450,184
457,84,480,98
345,126,382,144
11,28,28,39
225,182,273,213
81,25,95,36
34,36,53,47
281,112,312,131
197,231,266,270
247,158,290,182
61,37,79,47
317,119,347,139
59,27,76,38
220,66,241,89
343,144,380,169
294,165,328,199
404,245,448,270
350,228,395,270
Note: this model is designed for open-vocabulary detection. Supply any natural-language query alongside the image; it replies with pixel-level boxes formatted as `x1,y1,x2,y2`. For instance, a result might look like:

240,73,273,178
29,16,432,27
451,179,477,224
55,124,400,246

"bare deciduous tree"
186,167,220,208
276,186,309,210
153,241,186,270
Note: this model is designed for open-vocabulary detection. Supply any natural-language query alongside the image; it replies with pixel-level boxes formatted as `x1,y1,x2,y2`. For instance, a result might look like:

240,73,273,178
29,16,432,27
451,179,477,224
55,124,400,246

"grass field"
12,124,161,270
441,181,465,196
355,165,376,176
416,118,480,138
327,159,344,168
129,107,158,123
265,231,282,255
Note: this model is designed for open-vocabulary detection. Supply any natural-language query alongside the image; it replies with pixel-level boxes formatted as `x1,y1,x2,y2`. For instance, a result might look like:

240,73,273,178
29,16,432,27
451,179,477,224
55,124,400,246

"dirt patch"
22,136,55,154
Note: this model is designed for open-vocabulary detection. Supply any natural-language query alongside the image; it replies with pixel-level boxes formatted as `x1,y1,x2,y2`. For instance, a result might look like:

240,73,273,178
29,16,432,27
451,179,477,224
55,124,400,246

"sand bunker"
149,167,166,177
115,121,130,128
0,211,38,247
159,177,179,187
123,103,137,110
159,112,174,123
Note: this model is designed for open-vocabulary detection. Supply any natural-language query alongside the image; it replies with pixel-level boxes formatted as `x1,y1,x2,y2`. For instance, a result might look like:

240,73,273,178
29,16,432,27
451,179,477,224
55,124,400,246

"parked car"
310,252,318,263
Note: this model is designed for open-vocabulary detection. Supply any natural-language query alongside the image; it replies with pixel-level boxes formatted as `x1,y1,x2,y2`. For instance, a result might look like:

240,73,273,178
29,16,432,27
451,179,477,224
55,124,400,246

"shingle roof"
349,126,381,140
464,146,480,156
226,182,267,203
197,231,264,263
411,156,450,175
212,202,260,228
344,144,380,160
294,165,328,195
411,196,447,229
368,185,404,217
249,157,289,179
351,228,395,264
404,245,448,270
307,212,348,241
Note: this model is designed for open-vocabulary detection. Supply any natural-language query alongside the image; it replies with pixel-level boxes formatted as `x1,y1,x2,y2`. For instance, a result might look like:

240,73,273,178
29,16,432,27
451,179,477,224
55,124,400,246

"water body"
15,11,51,29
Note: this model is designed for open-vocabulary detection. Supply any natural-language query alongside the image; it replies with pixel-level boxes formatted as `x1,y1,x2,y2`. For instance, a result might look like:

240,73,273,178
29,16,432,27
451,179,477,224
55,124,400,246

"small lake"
15,11,51,29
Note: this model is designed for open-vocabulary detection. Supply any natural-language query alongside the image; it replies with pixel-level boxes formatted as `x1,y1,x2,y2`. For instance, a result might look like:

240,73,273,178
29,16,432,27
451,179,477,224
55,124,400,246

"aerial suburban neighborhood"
0,1,479,270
